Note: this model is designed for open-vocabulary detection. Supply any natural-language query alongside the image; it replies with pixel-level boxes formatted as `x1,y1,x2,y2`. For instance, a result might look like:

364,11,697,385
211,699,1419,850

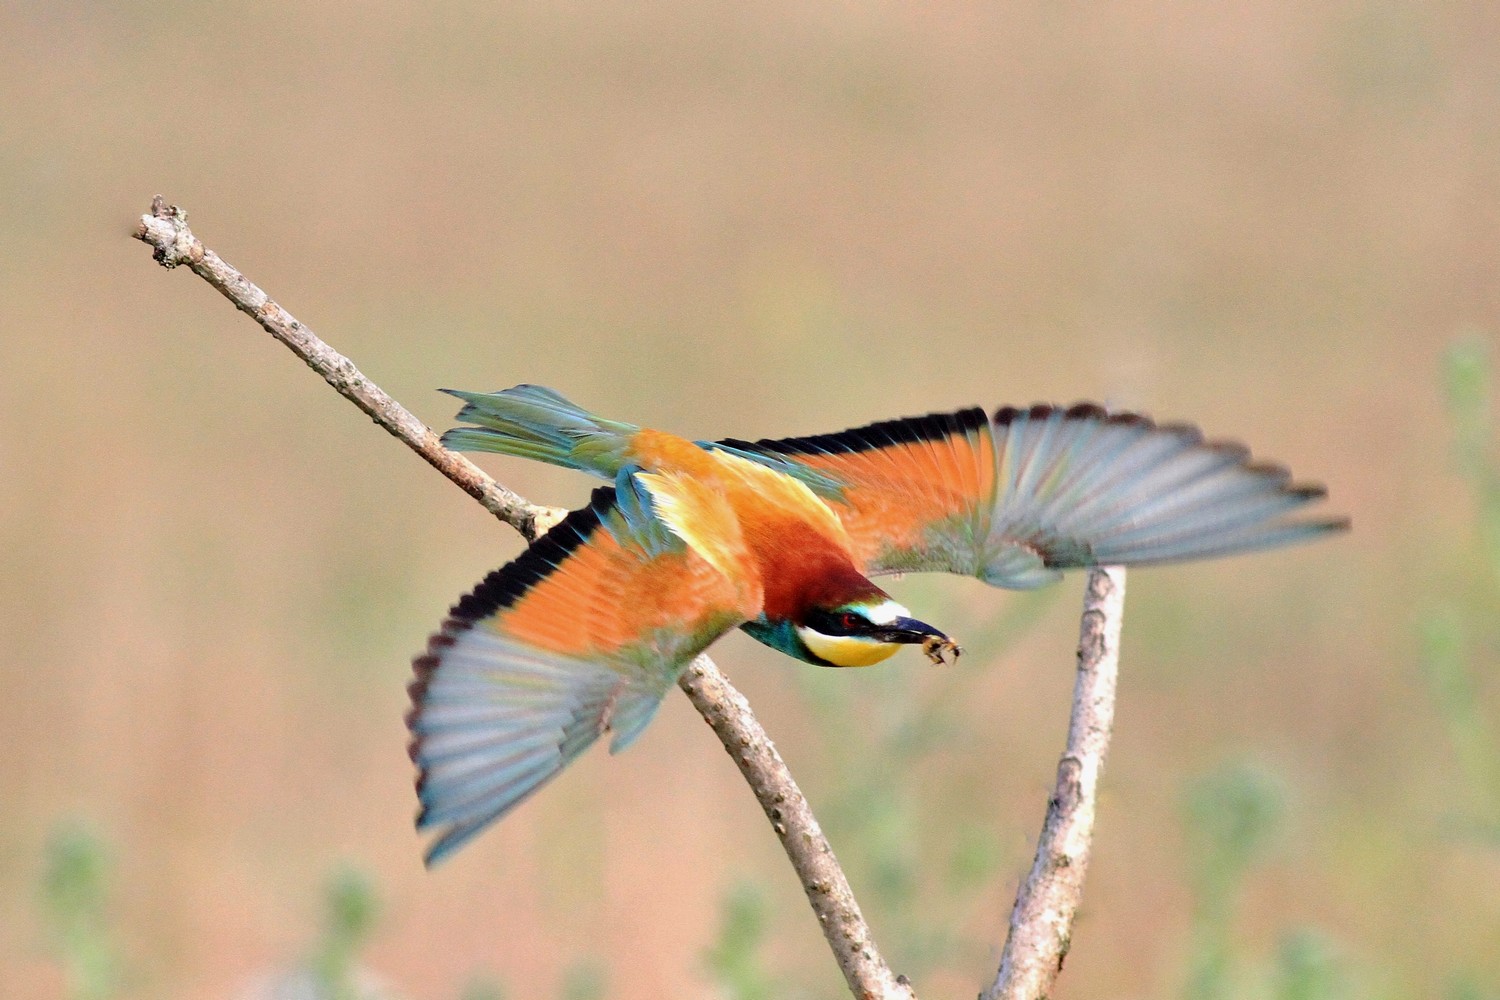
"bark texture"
984,566,1127,1000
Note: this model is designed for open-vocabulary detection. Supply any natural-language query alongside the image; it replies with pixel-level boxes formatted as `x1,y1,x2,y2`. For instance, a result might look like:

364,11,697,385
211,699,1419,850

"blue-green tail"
440,385,638,479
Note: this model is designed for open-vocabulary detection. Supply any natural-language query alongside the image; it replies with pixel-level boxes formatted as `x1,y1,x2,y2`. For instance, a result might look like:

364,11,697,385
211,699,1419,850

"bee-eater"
408,385,1346,863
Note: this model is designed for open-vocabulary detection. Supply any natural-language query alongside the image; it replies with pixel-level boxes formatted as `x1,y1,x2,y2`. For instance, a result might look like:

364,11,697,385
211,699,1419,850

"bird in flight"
408,385,1347,863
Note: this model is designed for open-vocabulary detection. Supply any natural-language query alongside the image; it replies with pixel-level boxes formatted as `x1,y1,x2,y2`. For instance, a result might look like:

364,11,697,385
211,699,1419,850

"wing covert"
717,406,996,569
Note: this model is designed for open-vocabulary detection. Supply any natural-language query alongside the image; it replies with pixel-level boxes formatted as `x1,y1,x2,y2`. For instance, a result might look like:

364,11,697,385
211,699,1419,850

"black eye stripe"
805,609,864,636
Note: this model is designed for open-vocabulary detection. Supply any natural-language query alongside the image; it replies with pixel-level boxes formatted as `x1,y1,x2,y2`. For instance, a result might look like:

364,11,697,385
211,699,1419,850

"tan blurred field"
3,3,1497,998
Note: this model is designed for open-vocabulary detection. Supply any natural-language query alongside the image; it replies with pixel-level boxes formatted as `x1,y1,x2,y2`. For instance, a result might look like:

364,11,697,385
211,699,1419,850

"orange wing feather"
495,510,755,657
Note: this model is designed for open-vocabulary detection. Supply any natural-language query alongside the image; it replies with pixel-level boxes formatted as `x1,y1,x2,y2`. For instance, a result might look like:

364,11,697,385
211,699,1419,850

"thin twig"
983,566,1126,1000
132,197,914,1000
679,658,916,1000
133,197,559,541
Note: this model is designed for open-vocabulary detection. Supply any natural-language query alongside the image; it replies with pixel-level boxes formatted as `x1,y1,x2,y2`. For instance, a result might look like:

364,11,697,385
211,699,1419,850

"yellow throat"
796,627,902,667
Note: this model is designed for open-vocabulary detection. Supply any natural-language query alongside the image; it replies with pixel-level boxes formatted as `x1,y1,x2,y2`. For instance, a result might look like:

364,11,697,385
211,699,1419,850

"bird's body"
409,385,1347,863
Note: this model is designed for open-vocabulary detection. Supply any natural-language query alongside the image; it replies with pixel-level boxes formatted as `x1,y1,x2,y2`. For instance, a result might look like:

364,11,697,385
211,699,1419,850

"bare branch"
983,565,1126,1000
679,658,917,1000
132,196,914,1000
134,197,560,541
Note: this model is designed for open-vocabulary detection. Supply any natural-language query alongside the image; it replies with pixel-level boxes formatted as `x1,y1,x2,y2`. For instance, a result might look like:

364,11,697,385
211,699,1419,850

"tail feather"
439,385,639,479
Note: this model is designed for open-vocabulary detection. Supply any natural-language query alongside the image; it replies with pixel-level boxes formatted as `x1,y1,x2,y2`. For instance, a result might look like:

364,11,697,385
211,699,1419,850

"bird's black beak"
872,616,948,645
874,617,963,664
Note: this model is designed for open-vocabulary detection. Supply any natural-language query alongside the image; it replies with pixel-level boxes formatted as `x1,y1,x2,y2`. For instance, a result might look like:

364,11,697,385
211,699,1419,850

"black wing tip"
1308,514,1352,533
994,402,1208,439
421,828,473,868
1064,402,1109,421
994,401,1152,427
406,640,452,718
406,641,456,782
1239,460,1292,486
1204,439,1253,463
1287,480,1327,500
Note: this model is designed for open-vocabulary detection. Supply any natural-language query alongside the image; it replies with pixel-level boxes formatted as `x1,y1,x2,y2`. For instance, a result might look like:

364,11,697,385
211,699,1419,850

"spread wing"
716,403,1347,589
408,472,761,863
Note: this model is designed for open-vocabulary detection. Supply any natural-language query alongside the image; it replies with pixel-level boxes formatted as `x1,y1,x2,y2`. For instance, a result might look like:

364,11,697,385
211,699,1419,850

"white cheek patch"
862,599,910,626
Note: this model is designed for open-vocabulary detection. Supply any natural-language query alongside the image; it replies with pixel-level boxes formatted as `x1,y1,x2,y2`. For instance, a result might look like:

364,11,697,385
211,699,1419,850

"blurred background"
2,3,1497,998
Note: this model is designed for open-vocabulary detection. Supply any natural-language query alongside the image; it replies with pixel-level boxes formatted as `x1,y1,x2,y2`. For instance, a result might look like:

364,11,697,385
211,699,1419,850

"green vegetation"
1421,339,1500,841
559,958,607,1000
1420,340,1500,998
1178,763,1356,1000
456,977,510,1000
34,844,529,1000
1420,609,1500,840
1272,930,1348,1000
309,865,382,1000
1181,760,1288,1000
704,881,776,1000
457,976,508,1000
40,823,122,1000
1442,339,1500,589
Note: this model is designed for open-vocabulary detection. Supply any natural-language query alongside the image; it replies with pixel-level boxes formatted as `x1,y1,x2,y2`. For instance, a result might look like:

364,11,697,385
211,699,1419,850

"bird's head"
794,596,961,668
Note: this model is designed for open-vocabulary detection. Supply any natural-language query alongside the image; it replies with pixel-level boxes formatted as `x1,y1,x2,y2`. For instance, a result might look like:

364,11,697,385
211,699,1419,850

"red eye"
840,613,858,631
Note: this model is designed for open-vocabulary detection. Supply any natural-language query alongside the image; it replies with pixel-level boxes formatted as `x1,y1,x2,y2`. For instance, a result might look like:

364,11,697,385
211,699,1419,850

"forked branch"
132,197,916,1000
